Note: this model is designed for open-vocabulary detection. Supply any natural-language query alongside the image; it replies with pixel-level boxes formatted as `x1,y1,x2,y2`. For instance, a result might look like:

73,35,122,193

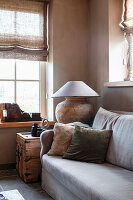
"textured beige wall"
109,0,125,82
102,0,133,111
88,0,109,111
88,0,133,112
104,0,133,112
0,127,31,165
48,0,90,119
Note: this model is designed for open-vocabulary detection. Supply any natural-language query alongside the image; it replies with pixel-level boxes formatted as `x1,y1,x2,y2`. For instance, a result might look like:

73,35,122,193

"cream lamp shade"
52,81,99,124
52,81,99,98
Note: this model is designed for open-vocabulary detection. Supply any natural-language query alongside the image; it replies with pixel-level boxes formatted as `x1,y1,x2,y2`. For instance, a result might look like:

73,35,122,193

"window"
0,0,49,117
0,59,46,115
107,0,133,85
120,0,133,81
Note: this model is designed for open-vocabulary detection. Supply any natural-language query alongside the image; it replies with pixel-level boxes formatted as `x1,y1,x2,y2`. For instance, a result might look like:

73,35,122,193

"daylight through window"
0,59,41,113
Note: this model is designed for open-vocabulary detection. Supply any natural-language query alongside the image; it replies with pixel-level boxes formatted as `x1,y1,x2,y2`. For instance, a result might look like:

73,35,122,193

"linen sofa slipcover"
40,108,133,200
93,107,133,171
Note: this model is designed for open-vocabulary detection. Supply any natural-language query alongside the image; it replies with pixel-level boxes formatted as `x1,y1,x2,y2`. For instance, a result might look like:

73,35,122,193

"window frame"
40,61,47,118
0,59,46,117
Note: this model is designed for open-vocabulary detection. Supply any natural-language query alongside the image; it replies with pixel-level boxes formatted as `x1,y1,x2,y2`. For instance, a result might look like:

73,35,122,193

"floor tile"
0,176,27,191
18,188,52,200
0,169,17,178
27,182,43,191
0,185,3,192
0,169,53,200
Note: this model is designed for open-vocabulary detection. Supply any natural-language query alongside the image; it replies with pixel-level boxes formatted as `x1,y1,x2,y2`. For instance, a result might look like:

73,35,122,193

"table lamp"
52,81,99,124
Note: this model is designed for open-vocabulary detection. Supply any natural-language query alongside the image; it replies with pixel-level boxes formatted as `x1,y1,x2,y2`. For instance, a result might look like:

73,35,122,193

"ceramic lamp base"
55,97,94,124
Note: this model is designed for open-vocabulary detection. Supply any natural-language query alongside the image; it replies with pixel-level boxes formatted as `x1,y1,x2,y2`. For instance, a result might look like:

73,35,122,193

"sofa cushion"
42,155,133,200
48,123,74,156
106,114,133,171
67,121,90,128
92,107,120,130
63,125,112,163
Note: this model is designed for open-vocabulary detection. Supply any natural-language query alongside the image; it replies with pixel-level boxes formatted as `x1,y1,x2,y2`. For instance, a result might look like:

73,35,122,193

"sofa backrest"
92,107,133,171
92,107,120,130
106,114,133,171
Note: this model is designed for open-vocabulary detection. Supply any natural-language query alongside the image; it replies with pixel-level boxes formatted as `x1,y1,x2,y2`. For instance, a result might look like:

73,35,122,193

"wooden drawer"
24,140,41,158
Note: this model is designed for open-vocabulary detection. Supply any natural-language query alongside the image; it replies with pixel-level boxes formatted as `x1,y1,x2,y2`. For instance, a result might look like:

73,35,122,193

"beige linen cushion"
48,123,74,156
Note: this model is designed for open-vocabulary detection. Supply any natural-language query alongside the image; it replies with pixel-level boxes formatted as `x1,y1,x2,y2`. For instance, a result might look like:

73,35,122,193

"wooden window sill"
104,81,133,88
0,121,55,128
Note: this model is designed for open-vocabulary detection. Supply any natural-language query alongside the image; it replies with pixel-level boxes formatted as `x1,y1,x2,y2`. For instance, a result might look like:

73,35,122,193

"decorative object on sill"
0,103,24,122
41,118,50,129
52,81,99,124
31,123,41,137
30,113,42,121
120,0,133,81
21,112,31,121
0,103,42,122
31,118,49,137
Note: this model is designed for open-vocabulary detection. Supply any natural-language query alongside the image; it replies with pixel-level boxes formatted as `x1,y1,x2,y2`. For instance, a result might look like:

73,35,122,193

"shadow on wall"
102,87,133,112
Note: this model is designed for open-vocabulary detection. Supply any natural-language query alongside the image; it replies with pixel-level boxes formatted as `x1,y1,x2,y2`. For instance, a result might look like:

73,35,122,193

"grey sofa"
40,108,133,200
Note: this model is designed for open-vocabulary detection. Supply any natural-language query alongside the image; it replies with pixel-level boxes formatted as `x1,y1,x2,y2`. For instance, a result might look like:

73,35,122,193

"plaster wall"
88,0,133,112
109,0,125,82
88,0,109,110
103,0,133,111
0,127,31,165
48,0,90,119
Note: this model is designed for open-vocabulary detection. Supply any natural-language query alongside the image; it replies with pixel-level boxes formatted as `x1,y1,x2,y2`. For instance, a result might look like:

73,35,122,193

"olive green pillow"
63,125,112,163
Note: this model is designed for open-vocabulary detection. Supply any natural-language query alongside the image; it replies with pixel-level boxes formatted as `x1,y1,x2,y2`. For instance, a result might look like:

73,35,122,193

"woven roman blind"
121,0,133,33
0,0,48,61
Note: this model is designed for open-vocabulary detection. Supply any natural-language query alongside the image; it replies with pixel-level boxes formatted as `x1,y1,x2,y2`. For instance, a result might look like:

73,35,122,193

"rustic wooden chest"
16,132,41,183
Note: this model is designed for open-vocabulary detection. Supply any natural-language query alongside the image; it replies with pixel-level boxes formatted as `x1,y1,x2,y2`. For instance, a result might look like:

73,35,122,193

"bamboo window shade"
121,0,133,32
0,0,49,61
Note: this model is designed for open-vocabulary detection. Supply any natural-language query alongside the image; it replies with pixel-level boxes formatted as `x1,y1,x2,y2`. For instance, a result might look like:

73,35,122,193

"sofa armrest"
40,129,54,159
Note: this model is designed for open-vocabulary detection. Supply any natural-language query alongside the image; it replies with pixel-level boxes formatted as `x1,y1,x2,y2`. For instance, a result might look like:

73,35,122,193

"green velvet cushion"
63,125,112,163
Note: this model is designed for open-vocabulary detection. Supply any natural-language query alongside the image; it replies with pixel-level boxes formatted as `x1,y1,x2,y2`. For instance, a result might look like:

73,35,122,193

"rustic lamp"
52,81,99,124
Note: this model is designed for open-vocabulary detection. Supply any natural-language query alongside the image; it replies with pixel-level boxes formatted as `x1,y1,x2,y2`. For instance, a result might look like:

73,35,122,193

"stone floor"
0,169,53,200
